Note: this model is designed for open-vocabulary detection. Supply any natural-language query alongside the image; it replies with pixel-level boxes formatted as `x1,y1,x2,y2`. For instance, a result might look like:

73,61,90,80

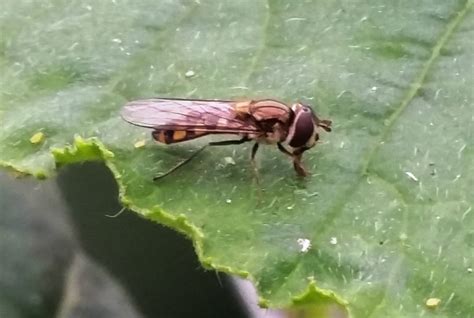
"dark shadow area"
57,162,247,318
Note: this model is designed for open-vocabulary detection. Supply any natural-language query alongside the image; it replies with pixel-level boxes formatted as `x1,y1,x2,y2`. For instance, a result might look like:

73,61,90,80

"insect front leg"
277,143,292,157
277,143,310,177
292,146,310,177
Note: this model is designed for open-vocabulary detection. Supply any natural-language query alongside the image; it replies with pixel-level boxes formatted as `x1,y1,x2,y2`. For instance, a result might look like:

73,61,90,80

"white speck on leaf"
185,70,195,78
445,292,455,306
134,140,146,148
457,144,466,158
437,245,443,259
297,238,311,252
405,171,418,182
461,207,471,221
68,42,79,50
336,90,347,99
322,26,332,33
223,157,236,165
296,45,307,52
286,17,307,22
330,237,338,245
112,38,122,44
226,199,232,204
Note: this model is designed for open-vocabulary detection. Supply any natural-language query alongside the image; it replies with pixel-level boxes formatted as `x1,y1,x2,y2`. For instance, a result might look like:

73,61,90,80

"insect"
121,98,332,180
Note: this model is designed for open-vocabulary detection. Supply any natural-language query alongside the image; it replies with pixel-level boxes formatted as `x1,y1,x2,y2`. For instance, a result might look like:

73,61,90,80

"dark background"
0,162,247,318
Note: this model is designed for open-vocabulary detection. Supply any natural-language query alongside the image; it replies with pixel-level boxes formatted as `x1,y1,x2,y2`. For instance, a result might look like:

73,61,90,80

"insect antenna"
318,119,332,132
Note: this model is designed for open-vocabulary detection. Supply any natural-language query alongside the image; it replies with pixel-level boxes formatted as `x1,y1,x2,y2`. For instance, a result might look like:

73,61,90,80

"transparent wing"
121,98,259,133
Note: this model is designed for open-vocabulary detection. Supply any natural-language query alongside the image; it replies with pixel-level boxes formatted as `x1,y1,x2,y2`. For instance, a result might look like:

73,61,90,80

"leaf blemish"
405,171,419,182
134,140,146,148
297,238,311,253
425,297,441,309
30,132,45,144
185,70,196,78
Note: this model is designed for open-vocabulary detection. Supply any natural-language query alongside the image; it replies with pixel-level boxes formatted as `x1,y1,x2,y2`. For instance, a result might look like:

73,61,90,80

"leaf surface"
1,1,473,316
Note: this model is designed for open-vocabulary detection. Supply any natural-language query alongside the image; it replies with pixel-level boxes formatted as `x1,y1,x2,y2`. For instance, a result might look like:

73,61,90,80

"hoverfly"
121,98,332,180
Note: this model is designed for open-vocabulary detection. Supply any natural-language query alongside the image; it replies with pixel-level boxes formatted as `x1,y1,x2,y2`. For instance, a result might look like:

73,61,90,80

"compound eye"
289,110,315,148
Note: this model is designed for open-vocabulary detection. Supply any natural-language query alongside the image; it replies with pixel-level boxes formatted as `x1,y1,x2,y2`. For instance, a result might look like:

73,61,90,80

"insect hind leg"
154,136,250,181
250,142,261,185
153,145,208,181
208,136,250,146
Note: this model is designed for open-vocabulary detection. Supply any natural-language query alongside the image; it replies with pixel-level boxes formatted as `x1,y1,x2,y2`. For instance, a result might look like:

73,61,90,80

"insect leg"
154,137,250,181
277,143,310,176
251,142,259,160
292,146,310,177
250,142,261,185
154,145,208,181
277,143,292,157
208,136,250,146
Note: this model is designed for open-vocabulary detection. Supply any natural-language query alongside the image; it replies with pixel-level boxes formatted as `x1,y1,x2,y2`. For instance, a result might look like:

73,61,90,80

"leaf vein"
362,1,472,175
240,0,271,87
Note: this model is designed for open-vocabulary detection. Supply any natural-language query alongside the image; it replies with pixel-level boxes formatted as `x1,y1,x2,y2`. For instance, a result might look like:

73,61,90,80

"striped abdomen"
152,129,210,144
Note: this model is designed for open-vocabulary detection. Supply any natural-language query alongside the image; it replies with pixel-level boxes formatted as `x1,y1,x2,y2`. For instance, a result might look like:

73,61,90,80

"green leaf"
1,1,473,317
